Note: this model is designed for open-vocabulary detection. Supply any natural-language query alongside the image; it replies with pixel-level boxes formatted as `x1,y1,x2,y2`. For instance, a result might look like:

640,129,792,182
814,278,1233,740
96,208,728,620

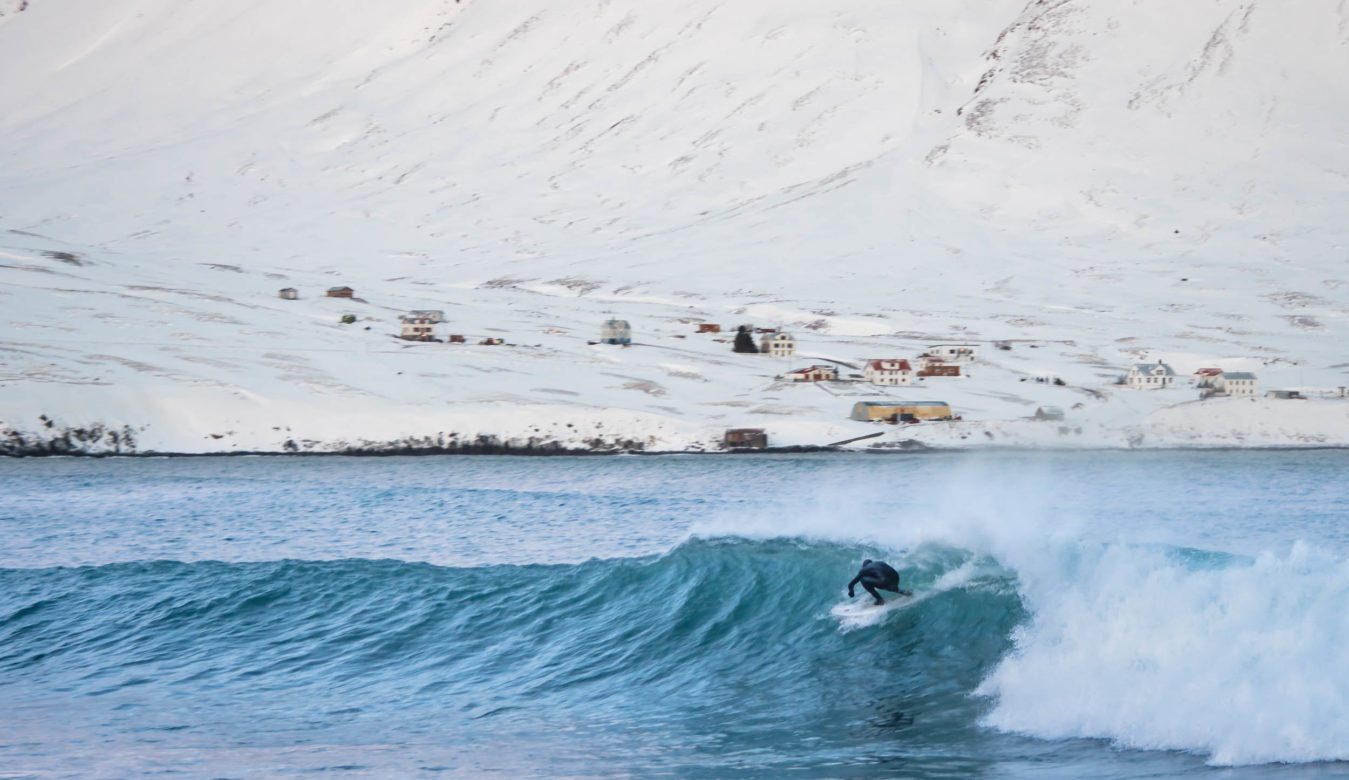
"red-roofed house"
1193,367,1223,386
784,365,838,382
864,359,913,386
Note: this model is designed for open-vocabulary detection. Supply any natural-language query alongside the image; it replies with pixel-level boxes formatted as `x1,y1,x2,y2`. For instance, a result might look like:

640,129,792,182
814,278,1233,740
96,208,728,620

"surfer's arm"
846,573,862,597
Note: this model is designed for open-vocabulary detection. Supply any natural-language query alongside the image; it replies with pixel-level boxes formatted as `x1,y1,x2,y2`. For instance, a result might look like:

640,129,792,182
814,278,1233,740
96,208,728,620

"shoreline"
4,443,1349,459
9,406,1349,459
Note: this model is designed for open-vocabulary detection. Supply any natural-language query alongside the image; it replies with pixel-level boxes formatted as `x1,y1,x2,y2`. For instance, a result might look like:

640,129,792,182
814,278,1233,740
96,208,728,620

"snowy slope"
1,0,1347,453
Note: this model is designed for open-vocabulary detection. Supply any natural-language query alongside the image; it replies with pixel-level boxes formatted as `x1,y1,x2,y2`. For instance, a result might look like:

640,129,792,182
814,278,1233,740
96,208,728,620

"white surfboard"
829,590,931,631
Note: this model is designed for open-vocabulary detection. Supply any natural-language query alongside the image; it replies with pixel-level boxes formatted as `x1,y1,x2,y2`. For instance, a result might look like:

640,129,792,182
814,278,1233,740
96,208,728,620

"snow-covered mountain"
2,0,1347,453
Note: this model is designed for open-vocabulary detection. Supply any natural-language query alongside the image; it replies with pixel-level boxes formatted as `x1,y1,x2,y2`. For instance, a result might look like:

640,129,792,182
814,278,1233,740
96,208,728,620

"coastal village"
3,228,1346,458
250,283,1349,452
3,204,1347,458
4,218,1347,458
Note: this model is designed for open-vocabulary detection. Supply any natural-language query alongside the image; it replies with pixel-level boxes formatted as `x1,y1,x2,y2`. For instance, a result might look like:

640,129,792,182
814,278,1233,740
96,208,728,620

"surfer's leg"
862,581,884,605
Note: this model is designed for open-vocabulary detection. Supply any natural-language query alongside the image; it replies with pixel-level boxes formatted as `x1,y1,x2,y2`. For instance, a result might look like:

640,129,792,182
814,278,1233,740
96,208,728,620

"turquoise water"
1,452,1346,777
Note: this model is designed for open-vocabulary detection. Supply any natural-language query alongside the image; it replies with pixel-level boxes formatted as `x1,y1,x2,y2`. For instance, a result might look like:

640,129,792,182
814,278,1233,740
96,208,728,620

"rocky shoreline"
6,427,1345,458
7,404,1349,457
0,421,850,457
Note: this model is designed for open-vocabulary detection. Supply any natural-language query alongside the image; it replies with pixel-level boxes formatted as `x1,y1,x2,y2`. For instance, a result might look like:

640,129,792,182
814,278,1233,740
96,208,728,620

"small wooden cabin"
917,363,961,378
601,318,632,345
326,286,355,298
278,287,298,300
697,323,722,333
724,428,768,449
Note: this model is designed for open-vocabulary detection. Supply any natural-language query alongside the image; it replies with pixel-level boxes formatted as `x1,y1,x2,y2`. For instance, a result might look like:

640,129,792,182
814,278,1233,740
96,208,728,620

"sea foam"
978,540,1349,766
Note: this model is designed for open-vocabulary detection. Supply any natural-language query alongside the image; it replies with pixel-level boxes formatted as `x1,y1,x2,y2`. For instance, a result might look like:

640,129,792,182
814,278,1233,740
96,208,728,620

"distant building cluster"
1118,361,1274,400
267,290,1327,448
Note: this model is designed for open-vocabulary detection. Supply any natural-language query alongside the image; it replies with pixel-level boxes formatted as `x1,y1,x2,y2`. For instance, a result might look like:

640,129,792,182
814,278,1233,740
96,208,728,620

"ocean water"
0,452,1346,778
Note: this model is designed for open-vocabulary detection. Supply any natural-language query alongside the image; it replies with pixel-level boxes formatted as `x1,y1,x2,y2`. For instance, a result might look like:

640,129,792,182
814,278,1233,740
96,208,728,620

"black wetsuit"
847,560,909,605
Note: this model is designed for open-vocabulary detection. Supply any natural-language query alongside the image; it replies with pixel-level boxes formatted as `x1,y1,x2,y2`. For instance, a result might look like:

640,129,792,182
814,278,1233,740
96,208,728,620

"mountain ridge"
1,0,1346,453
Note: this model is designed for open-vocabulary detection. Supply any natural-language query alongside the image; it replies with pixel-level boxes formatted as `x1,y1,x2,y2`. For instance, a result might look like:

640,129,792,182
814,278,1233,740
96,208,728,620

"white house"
1217,371,1257,396
399,309,444,340
1127,362,1176,389
925,344,978,363
865,359,913,386
760,331,796,358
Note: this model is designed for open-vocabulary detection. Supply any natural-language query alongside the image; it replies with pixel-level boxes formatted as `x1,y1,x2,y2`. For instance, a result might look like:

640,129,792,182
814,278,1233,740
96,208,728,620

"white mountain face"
1,0,1346,453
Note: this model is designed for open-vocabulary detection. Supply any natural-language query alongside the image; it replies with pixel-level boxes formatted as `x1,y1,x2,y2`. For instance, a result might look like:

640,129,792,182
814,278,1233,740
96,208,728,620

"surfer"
847,559,910,605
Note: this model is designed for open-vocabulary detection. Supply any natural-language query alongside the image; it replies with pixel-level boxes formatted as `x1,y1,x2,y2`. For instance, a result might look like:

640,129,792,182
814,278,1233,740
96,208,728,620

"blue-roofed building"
1217,371,1258,396
1127,361,1176,390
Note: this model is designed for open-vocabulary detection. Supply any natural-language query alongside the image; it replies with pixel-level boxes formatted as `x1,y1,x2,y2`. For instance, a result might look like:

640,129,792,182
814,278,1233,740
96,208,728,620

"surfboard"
829,591,921,631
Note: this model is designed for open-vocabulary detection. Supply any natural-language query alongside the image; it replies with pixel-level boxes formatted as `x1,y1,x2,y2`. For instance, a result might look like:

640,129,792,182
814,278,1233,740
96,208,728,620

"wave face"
0,540,1024,775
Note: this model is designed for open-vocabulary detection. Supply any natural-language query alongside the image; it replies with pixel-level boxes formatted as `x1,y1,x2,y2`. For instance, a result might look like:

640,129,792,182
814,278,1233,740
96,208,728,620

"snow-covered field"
1,0,1346,454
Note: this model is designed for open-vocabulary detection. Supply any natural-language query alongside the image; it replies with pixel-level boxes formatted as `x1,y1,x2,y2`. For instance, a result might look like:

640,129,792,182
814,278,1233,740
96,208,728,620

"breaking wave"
2,525,1346,767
